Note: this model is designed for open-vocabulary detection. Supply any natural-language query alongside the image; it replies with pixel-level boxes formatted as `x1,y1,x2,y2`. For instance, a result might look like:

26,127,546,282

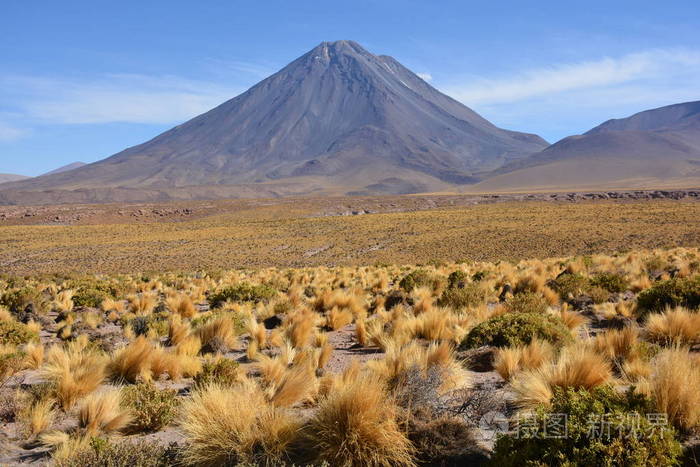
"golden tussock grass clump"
22,398,56,437
247,316,267,349
591,326,640,362
644,307,700,345
23,341,44,369
180,382,300,466
195,316,239,353
78,389,132,436
101,297,126,315
494,339,555,381
558,305,587,331
39,431,92,462
108,336,154,383
642,346,700,432
42,339,106,410
284,309,316,348
368,341,469,394
512,346,612,408
301,373,415,467
168,314,190,346
326,306,353,330
53,290,74,313
109,336,200,383
127,293,157,316
165,293,197,319
270,363,317,407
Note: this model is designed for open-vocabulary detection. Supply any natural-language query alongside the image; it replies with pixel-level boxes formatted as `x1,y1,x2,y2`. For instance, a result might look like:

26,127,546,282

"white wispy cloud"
443,48,700,105
0,73,245,125
0,122,28,142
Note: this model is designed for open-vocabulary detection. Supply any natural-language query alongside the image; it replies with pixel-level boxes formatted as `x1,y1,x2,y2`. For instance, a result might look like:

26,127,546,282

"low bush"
550,273,590,299
447,270,469,289
0,287,41,314
122,383,179,432
399,270,442,293
208,283,277,308
0,319,39,346
590,272,629,293
491,387,682,466
408,415,488,466
55,438,177,467
193,357,240,388
461,312,572,349
505,292,548,314
437,284,486,310
636,276,700,317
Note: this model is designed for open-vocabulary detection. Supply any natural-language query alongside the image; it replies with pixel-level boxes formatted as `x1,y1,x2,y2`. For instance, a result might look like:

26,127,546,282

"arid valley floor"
0,193,699,466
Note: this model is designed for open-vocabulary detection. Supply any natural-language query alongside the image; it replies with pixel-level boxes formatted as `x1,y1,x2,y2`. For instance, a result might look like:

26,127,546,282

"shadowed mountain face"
0,40,546,204
476,101,700,191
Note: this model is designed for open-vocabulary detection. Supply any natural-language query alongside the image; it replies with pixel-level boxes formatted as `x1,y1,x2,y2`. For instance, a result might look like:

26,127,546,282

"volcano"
0,40,547,204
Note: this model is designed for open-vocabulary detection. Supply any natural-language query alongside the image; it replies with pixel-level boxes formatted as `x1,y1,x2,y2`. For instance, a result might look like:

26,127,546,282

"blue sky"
1,0,699,176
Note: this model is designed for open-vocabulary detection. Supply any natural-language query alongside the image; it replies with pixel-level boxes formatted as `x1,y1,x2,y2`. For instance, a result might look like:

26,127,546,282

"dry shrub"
180,382,299,466
301,373,415,466
43,339,106,410
512,346,612,408
645,306,700,345
78,389,132,436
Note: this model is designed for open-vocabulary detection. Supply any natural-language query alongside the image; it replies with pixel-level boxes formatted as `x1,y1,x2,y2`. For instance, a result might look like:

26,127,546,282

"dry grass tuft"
42,340,106,410
78,389,132,436
644,346,700,432
180,382,299,466
302,373,415,466
645,306,700,345
512,346,612,408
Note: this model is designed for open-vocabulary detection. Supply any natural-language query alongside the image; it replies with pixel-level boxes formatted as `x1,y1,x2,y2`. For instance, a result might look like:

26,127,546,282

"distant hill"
474,101,700,192
42,161,87,176
0,173,30,185
0,40,546,204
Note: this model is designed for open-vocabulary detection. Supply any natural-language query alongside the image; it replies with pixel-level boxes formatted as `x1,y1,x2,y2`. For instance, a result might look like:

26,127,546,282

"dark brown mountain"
0,40,546,204
476,101,700,191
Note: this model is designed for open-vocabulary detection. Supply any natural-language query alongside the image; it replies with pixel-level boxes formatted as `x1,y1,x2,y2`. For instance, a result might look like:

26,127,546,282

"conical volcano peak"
0,40,548,203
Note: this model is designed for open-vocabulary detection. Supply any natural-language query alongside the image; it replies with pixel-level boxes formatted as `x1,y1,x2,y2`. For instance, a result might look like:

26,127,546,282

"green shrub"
399,270,443,292
590,273,629,294
505,292,548,314
73,287,109,308
55,438,177,467
437,284,486,310
550,273,590,299
636,276,700,317
0,320,38,346
122,383,179,432
491,387,682,466
447,270,469,289
0,287,38,313
193,358,240,388
461,312,572,349
208,283,277,308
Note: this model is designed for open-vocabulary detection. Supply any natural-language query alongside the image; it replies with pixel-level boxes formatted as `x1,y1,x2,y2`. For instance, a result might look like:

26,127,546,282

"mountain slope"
474,101,700,192
0,173,30,185
42,161,87,176
0,40,546,204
